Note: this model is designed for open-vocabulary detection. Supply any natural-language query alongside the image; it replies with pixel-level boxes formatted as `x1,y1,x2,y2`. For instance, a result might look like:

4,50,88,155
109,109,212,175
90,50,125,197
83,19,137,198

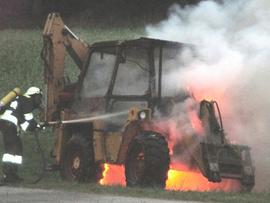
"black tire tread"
125,131,170,188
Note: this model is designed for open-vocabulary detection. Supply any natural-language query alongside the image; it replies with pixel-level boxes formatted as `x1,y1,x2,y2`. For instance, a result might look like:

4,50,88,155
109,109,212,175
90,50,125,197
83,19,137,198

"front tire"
125,131,170,188
60,134,102,182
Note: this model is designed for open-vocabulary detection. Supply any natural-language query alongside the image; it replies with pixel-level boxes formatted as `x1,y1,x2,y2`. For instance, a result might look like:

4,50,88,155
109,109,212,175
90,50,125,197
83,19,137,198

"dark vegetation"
0,0,201,29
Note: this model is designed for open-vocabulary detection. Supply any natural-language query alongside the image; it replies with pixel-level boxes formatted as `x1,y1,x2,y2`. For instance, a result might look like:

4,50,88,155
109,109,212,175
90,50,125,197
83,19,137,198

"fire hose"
30,130,46,184
29,111,129,184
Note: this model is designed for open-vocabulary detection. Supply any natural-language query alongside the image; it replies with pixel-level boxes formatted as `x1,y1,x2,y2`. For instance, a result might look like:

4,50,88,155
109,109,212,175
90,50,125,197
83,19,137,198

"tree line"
0,0,201,28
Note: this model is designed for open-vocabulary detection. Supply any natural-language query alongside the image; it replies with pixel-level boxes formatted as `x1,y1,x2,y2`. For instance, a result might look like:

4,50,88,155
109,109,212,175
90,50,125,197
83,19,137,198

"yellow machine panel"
104,132,122,162
93,120,122,163
93,122,106,162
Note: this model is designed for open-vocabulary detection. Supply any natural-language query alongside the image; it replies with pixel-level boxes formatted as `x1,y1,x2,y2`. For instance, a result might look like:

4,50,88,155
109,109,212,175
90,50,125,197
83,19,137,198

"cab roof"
90,37,191,49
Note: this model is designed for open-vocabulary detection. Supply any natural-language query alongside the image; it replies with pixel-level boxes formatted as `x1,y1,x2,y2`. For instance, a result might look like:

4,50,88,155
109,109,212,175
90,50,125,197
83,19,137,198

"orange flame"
166,163,241,191
99,163,110,185
99,164,126,186
99,163,241,192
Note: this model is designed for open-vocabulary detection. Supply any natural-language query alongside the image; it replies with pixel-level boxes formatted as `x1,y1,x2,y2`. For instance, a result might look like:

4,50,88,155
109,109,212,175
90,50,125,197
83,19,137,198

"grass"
0,24,270,203
0,30,43,93
0,26,145,95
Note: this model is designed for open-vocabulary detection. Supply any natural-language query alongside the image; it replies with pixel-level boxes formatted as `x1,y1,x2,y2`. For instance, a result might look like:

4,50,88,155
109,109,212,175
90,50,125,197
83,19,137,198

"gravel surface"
0,186,203,203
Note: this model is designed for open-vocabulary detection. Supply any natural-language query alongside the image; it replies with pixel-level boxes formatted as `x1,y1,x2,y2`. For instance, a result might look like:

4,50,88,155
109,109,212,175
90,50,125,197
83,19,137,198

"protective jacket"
0,87,42,182
0,95,38,131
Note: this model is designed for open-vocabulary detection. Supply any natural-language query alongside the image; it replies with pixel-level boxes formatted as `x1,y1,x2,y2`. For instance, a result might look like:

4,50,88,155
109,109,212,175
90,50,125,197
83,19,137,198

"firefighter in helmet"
0,87,43,183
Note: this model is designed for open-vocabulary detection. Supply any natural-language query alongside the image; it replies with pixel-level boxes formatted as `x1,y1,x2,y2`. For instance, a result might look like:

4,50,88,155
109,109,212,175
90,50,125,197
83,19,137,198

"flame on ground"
99,164,126,186
99,163,241,192
166,167,241,192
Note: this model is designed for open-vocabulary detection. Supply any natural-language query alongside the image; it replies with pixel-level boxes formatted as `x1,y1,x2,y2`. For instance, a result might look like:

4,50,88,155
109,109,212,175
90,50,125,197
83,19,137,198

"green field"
0,27,270,203
0,27,145,94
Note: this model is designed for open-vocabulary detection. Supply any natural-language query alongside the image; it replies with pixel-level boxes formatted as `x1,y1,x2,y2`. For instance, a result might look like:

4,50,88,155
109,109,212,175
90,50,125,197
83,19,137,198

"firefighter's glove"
37,121,49,130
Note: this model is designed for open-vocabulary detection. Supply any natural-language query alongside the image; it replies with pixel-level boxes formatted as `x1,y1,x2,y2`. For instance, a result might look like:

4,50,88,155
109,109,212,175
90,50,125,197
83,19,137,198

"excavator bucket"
188,100,255,191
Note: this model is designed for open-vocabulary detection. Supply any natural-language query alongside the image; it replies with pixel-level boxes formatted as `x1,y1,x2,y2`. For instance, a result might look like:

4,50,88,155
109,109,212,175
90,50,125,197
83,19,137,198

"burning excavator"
41,13,255,192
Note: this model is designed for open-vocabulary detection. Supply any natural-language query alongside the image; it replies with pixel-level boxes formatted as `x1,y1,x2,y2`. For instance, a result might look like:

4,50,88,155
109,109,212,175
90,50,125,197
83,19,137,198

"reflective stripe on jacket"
2,153,22,164
0,110,18,126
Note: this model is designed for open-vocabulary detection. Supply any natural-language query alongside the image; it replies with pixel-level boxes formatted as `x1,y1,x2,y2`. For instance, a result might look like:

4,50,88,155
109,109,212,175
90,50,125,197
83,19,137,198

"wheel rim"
134,151,145,180
72,156,81,170
66,147,83,180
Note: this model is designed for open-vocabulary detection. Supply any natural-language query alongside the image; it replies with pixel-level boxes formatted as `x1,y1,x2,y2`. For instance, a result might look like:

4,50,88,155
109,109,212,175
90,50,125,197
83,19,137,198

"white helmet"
24,87,42,97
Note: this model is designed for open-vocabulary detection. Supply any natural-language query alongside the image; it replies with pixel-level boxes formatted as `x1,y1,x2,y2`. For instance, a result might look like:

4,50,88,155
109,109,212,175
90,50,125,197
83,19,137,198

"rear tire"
60,133,102,182
125,131,170,188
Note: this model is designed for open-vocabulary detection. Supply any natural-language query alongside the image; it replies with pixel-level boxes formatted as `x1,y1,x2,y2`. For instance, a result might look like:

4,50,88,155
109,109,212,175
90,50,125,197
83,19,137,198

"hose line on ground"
29,130,47,184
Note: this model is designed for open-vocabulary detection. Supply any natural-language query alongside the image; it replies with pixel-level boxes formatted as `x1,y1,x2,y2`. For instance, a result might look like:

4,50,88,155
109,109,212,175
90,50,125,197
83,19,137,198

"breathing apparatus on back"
0,87,21,112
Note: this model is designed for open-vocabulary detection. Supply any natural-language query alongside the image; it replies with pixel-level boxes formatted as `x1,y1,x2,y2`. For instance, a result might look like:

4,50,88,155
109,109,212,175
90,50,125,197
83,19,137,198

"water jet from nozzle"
47,110,129,125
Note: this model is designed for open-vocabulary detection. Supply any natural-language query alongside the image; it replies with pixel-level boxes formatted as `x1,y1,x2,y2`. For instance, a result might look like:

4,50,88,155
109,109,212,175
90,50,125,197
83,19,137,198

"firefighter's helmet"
24,87,42,97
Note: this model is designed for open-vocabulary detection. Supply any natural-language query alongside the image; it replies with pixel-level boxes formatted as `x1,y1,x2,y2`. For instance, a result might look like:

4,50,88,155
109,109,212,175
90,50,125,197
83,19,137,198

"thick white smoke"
147,0,270,192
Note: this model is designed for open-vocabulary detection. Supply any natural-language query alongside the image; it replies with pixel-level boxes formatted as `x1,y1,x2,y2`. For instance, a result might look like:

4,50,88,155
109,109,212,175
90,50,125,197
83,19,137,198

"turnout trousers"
0,120,23,177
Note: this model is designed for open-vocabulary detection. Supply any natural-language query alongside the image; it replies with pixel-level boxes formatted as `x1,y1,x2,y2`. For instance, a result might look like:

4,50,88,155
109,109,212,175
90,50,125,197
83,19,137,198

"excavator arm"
41,13,89,121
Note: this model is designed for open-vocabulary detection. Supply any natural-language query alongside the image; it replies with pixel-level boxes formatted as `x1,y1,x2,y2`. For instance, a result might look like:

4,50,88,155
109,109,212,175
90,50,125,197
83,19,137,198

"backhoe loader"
41,13,255,191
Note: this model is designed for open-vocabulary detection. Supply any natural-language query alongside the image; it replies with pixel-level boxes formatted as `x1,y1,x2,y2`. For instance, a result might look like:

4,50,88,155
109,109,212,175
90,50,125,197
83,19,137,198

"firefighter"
0,87,43,184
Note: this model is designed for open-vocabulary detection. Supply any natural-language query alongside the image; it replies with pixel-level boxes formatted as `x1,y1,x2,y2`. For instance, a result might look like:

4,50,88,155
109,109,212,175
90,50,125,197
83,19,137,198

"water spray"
45,110,129,126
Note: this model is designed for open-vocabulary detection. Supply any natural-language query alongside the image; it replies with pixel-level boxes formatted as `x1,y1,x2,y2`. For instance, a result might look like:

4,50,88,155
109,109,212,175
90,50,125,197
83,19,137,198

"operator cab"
73,37,195,124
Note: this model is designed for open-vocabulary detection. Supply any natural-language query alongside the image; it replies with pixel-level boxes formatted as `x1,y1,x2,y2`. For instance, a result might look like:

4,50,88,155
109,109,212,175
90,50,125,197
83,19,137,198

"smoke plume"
147,0,270,192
